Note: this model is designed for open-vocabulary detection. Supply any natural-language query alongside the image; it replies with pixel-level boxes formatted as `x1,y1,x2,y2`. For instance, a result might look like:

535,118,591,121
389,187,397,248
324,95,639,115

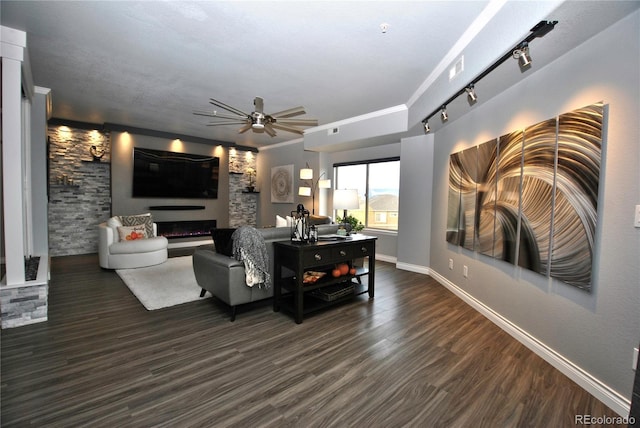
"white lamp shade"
334,189,359,210
298,186,312,196
300,168,313,180
318,179,331,189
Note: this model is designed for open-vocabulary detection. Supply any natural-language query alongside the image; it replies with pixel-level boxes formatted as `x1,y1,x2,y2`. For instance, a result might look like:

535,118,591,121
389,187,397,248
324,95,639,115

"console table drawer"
332,246,353,260
303,248,333,267
355,242,374,257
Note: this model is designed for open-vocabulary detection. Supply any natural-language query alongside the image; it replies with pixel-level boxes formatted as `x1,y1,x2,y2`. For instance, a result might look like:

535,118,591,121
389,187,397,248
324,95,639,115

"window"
334,158,400,231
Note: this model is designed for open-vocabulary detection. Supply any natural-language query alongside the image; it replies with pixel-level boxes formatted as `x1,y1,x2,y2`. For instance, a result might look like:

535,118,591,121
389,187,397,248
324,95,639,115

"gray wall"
30,91,49,256
397,134,433,271
428,11,639,399
256,140,320,227
111,131,230,227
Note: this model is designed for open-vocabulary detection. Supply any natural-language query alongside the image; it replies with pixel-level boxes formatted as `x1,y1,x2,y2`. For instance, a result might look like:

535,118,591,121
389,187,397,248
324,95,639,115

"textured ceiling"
2,1,638,149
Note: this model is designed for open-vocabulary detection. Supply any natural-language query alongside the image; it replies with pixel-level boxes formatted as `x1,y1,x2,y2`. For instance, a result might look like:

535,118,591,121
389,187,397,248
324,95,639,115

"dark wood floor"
1,253,623,427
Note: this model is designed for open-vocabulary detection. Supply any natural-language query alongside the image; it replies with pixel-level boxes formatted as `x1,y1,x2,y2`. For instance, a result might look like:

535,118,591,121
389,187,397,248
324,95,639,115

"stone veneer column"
228,149,258,227
0,286,48,328
48,125,111,256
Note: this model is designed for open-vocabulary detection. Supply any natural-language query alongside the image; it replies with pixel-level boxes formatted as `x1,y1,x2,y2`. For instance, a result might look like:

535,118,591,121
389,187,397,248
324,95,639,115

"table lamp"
334,189,359,221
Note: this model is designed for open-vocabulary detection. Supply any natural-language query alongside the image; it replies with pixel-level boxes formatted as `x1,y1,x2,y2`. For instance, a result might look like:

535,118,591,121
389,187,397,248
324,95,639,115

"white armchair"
98,221,168,269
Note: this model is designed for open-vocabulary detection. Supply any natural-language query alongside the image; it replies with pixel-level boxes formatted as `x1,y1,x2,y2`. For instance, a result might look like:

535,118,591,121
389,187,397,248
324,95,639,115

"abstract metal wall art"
446,103,604,291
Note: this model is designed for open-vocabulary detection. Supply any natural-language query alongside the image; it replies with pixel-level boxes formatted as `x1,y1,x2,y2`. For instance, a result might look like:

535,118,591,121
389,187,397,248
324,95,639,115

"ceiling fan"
194,96,318,137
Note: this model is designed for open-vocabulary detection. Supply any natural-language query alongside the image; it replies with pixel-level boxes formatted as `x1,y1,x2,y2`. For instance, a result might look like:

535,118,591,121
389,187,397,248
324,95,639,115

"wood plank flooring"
1,253,624,427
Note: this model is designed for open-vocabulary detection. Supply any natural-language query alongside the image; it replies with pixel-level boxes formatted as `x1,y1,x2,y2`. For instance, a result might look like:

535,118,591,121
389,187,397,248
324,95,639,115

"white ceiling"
2,1,638,150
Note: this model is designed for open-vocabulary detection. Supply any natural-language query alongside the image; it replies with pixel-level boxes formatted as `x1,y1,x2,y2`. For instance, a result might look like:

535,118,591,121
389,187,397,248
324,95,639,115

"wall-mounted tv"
132,148,220,199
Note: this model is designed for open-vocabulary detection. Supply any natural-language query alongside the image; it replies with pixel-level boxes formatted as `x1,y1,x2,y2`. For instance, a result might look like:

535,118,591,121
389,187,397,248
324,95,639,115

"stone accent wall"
229,149,258,227
0,284,48,328
46,125,259,251
48,126,111,256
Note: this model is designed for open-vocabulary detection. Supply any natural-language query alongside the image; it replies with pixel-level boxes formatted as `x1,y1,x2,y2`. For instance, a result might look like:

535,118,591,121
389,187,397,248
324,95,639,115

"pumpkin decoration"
338,263,350,276
331,268,342,278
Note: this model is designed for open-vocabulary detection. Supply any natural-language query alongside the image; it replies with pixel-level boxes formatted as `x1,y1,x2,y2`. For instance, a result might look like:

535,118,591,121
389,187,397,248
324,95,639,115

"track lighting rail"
422,20,557,130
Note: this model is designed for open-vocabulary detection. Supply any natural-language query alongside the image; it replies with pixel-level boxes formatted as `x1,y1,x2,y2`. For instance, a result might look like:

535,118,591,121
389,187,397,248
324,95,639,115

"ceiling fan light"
252,115,265,129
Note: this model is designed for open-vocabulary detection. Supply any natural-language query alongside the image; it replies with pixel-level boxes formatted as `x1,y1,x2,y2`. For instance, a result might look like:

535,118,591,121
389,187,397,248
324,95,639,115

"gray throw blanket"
231,226,271,288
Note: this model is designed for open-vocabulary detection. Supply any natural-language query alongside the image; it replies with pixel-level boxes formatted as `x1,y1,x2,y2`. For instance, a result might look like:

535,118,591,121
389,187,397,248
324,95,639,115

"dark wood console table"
273,235,377,324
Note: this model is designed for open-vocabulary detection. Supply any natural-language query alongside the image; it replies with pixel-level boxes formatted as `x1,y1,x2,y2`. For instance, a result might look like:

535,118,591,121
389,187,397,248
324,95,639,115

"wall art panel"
446,152,463,245
476,139,498,257
458,146,479,251
550,103,603,290
494,130,523,264
445,102,604,291
518,118,557,276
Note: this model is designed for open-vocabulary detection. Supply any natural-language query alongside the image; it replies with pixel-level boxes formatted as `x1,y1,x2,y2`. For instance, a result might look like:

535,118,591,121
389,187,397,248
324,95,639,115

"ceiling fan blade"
269,106,306,118
194,110,247,121
206,121,250,127
193,110,217,117
238,122,253,134
264,123,277,137
254,96,264,114
209,98,250,117
275,118,318,127
270,122,305,135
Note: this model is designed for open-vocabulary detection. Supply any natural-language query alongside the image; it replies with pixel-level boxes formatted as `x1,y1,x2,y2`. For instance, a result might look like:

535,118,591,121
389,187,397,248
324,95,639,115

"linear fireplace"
156,220,217,239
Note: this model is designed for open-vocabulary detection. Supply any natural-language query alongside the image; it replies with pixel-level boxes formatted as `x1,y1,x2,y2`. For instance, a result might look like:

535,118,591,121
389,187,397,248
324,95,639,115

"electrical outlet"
448,259,454,270
634,205,640,228
463,265,468,278
633,347,639,370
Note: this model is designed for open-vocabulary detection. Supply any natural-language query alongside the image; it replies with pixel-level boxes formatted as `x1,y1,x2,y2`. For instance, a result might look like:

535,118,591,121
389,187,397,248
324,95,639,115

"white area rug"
116,256,206,310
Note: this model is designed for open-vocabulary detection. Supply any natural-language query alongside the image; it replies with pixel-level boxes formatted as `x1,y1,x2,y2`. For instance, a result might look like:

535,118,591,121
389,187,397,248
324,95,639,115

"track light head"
423,121,430,133
513,42,532,69
440,106,448,122
465,84,478,103
519,51,532,68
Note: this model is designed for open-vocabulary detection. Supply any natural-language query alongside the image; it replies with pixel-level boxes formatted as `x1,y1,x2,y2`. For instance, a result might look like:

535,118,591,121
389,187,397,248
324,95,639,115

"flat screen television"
132,147,219,199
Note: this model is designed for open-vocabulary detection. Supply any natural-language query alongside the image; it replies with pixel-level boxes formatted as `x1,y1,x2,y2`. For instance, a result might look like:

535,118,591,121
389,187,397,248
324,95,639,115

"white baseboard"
395,261,430,275
375,254,397,264
428,269,631,417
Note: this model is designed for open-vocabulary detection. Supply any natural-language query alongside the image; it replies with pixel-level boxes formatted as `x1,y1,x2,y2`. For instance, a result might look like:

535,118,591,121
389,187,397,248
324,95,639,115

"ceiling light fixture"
513,42,532,69
420,20,557,130
440,106,448,122
252,112,265,130
423,121,430,133
465,84,478,103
